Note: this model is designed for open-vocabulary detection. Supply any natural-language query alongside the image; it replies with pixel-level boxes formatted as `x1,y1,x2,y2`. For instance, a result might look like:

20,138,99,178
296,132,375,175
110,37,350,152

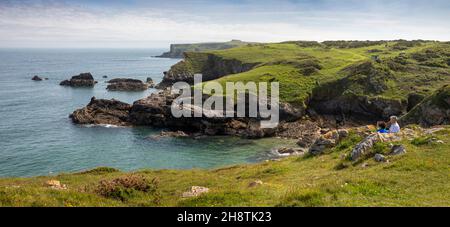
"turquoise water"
0,49,289,177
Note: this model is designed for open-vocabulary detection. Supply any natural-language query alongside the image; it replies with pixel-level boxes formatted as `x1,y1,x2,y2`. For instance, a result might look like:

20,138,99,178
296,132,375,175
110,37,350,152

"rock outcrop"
60,73,96,87
106,78,148,91
128,90,276,138
70,97,132,126
70,88,302,138
309,61,408,120
401,85,450,126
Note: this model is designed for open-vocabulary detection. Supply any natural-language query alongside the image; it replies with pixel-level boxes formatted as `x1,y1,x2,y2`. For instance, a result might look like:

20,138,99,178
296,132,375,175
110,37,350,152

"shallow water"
0,49,292,177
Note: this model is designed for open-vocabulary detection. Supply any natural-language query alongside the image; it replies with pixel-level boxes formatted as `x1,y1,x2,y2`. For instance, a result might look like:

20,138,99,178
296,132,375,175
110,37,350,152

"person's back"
376,121,389,133
388,116,400,133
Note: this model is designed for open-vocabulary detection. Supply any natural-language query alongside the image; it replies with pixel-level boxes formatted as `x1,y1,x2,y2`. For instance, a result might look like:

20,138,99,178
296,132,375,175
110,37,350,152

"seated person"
376,121,389,133
388,116,401,133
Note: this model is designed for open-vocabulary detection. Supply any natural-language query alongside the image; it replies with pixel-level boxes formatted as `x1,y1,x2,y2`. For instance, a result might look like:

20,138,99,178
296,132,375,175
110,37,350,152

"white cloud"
0,2,448,48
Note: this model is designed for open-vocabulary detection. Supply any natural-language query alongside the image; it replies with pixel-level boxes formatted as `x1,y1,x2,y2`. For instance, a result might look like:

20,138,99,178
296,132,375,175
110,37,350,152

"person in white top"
388,116,400,133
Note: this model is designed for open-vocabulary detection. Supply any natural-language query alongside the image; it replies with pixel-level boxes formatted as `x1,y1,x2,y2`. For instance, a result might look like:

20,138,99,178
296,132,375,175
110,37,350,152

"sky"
0,0,449,48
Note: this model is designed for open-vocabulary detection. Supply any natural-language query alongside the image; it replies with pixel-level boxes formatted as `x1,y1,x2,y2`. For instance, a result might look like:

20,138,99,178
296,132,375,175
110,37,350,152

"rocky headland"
71,40,450,157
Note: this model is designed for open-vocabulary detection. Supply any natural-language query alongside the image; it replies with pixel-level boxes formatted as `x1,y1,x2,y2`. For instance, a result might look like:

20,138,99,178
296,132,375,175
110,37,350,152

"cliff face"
156,40,251,58
156,52,258,88
401,85,450,126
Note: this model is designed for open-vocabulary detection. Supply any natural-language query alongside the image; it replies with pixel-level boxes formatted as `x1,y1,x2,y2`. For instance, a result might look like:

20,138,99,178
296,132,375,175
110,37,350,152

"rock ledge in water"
60,73,96,87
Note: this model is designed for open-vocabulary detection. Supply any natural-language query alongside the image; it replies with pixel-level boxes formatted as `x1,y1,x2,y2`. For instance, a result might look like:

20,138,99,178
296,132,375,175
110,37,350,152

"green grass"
178,41,450,106
1,127,449,207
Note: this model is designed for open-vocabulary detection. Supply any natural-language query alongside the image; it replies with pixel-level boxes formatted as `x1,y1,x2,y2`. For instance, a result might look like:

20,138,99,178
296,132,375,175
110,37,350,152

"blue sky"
0,0,449,48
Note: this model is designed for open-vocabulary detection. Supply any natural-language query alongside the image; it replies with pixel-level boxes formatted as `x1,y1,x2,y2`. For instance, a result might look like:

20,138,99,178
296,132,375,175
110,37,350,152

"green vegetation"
1,127,449,207
157,40,253,58
168,40,450,111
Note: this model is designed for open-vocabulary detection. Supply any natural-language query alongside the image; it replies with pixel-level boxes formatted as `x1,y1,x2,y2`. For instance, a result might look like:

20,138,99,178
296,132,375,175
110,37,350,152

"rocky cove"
69,41,450,160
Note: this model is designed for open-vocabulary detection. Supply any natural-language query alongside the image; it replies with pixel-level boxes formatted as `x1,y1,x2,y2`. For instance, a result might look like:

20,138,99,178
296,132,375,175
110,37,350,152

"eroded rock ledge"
70,90,302,138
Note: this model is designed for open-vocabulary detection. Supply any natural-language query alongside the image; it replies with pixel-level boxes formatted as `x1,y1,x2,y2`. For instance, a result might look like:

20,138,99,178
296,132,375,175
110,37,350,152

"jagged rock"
60,73,96,87
31,75,43,81
338,129,349,138
106,78,148,91
279,102,304,122
390,145,406,155
374,153,386,162
296,134,319,148
350,134,380,161
70,97,132,126
309,137,336,155
248,180,263,187
182,186,209,198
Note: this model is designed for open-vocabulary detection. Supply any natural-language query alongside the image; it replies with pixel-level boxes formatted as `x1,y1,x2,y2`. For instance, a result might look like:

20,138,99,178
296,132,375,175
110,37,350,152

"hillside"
156,40,253,58
157,40,450,122
0,126,448,206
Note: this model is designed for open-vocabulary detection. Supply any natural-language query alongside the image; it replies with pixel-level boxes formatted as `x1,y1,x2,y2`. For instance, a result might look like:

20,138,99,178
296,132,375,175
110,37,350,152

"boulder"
31,75,43,81
309,137,336,155
390,145,406,155
45,180,67,190
106,78,148,91
374,153,386,162
182,186,209,198
60,73,96,87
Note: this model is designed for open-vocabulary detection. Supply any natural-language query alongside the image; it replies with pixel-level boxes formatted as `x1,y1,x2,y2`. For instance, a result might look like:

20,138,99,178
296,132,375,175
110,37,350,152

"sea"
0,48,292,177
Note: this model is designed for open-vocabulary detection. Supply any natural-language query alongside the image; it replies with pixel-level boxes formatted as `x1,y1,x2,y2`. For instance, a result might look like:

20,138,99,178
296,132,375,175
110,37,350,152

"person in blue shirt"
376,121,389,133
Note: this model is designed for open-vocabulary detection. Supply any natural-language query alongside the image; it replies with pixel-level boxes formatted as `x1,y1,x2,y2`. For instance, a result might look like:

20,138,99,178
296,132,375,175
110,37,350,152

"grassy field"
194,41,450,105
1,126,448,207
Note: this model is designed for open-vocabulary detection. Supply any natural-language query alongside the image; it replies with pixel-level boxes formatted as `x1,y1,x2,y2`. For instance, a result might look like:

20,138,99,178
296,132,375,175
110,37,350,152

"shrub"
95,174,160,202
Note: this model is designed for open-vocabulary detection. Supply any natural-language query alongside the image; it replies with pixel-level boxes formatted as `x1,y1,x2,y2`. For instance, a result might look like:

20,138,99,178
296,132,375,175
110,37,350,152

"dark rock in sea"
102,75,108,78
70,97,132,126
32,75,43,81
106,78,148,91
60,73,96,87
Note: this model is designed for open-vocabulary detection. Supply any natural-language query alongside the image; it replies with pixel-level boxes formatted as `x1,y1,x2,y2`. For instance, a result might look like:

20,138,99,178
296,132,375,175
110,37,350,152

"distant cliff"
156,40,252,58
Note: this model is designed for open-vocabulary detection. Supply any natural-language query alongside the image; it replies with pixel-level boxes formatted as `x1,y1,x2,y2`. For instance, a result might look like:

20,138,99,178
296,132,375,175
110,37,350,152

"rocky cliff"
156,40,251,58
156,52,258,88
401,85,450,126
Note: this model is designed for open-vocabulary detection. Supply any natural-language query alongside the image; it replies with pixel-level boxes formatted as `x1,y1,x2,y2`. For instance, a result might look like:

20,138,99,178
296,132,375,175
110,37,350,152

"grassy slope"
1,127,449,207
202,41,449,104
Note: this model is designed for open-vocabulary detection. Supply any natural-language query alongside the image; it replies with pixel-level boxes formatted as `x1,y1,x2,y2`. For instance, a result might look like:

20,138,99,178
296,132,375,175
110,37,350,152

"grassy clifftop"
157,40,253,58
170,41,449,108
160,40,449,121
1,126,448,207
